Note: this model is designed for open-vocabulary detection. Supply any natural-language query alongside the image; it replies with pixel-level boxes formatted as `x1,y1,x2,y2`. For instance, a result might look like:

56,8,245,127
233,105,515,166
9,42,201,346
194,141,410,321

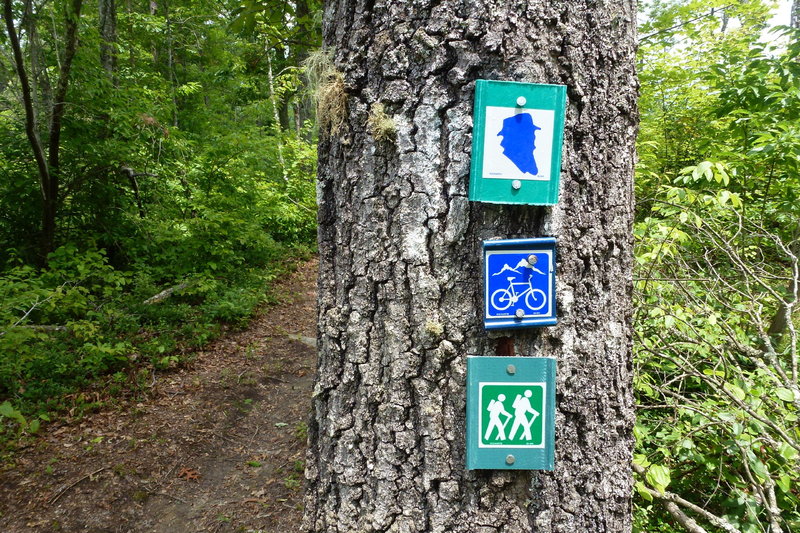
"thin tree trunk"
267,52,288,181
43,0,83,259
149,0,158,64
98,0,117,80
768,241,799,338
792,0,800,30
3,0,51,262
163,0,178,128
22,0,51,139
278,99,291,131
305,1,638,532
294,0,315,136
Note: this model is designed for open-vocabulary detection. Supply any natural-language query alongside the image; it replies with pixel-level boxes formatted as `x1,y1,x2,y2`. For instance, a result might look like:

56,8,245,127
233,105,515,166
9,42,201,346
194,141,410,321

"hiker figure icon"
508,389,540,441
484,394,512,441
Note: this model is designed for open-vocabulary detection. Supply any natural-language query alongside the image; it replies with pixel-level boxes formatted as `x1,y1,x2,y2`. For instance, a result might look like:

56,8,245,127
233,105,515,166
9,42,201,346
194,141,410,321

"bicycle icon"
483,240,556,329
490,277,547,313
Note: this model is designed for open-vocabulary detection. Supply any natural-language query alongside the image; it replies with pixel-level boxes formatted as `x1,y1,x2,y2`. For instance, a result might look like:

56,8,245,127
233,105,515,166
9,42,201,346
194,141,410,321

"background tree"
304,0,638,531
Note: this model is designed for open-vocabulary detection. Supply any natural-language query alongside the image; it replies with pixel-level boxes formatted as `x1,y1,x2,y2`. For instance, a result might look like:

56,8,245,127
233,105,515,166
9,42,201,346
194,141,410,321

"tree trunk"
305,1,638,532
98,0,117,79
792,0,800,30
22,0,51,139
163,0,178,128
42,0,83,259
292,0,316,134
768,241,799,339
149,0,158,64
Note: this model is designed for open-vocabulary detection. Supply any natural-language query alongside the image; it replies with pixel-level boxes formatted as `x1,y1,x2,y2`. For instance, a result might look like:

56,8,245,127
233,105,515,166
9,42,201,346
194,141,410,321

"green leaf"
750,459,769,483
646,464,671,494
635,481,653,502
724,382,746,402
714,162,730,185
0,401,27,426
775,388,796,402
778,443,799,461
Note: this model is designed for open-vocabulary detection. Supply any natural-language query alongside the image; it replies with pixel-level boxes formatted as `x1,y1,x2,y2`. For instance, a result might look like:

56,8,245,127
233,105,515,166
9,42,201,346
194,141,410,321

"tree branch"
633,463,743,533
143,282,190,304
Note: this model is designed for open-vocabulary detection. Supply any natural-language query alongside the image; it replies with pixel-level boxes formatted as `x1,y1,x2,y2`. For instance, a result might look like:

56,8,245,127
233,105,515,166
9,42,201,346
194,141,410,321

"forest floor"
0,259,318,533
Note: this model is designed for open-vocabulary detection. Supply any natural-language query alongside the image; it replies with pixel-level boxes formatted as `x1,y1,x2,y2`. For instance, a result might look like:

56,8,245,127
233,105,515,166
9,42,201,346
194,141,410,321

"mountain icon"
491,258,545,277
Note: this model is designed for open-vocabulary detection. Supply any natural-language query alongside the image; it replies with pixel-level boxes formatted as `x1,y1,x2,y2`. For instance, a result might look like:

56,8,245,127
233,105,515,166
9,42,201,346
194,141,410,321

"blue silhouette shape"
498,113,540,175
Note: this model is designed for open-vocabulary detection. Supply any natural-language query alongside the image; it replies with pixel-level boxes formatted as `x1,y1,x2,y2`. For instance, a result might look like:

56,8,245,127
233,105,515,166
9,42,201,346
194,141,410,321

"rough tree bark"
305,1,638,532
98,0,117,78
792,0,799,30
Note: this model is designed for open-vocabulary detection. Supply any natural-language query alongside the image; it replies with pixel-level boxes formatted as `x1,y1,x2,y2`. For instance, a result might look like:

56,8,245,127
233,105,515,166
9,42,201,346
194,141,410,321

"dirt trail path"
0,259,318,533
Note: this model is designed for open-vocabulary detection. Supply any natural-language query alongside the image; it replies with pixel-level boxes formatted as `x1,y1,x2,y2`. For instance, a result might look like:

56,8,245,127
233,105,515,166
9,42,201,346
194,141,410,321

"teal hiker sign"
466,356,556,470
469,80,566,205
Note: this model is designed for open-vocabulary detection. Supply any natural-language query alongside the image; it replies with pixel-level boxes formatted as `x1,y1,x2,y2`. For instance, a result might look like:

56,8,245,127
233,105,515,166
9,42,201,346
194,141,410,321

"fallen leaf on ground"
177,467,201,481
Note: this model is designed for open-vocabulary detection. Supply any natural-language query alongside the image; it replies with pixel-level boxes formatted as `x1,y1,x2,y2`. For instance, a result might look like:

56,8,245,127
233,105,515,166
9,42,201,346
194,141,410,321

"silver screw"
506,455,516,465
506,364,516,375
511,180,522,190
515,308,525,319
516,96,526,106
527,254,538,265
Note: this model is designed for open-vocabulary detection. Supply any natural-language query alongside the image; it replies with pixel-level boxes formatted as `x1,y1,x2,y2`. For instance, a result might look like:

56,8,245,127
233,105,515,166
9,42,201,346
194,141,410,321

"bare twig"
49,466,108,505
151,491,188,504
0,283,69,337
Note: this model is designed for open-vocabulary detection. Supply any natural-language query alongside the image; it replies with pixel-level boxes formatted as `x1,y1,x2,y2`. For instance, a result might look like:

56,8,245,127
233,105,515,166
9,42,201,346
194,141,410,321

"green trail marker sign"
468,80,567,205
466,356,556,470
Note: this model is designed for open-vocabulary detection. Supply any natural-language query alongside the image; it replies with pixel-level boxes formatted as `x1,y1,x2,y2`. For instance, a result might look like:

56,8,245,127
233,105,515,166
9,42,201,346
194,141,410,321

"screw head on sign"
527,254,537,265
515,308,525,319
506,455,516,465
506,364,516,375
511,179,522,190
516,96,526,106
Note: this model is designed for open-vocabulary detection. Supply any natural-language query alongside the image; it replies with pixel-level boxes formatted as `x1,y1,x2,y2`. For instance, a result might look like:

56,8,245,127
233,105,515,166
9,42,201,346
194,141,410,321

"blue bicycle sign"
490,273,547,313
484,238,557,329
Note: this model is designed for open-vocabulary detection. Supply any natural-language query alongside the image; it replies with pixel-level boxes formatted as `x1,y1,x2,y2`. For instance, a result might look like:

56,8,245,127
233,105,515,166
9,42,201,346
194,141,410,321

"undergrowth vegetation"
0,0,320,447
634,2,800,531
